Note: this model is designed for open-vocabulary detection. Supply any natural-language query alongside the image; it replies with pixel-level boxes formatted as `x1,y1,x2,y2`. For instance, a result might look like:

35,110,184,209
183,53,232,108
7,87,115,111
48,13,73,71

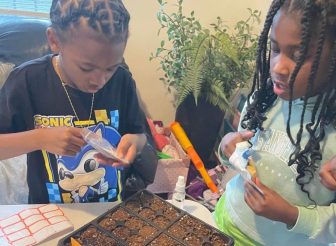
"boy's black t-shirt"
0,55,146,204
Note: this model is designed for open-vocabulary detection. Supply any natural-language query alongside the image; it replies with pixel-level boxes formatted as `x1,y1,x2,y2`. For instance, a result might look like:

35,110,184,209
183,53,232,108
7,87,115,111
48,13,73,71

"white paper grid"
0,204,73,246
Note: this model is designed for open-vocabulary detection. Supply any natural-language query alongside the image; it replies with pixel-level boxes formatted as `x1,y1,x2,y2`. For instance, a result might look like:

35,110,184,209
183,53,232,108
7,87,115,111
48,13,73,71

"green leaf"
150,1,260,109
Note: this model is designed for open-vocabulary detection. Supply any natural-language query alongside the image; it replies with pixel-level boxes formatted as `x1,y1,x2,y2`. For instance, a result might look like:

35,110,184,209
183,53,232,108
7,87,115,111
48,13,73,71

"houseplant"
150,0,261,169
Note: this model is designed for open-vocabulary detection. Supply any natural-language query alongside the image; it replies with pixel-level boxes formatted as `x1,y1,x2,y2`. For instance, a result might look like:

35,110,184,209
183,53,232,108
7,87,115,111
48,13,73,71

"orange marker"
170,122,218,193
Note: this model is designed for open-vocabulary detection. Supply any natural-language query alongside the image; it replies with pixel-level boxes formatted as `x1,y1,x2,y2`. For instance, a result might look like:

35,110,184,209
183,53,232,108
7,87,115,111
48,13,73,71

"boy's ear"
46,27,61,53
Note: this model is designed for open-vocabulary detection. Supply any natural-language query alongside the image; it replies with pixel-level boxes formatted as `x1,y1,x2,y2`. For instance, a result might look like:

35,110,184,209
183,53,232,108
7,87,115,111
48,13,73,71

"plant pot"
175,94,224,175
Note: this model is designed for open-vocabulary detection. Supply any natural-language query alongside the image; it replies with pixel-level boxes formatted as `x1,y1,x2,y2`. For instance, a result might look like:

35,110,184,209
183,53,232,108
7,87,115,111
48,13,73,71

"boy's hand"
244,178,298,227
94,133,146,167
38,127,85,156
319,156,336,190
220,131,254,158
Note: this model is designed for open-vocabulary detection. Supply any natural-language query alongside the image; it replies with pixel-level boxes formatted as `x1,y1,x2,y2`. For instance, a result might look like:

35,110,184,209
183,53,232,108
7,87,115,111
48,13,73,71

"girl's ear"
46,27,61,53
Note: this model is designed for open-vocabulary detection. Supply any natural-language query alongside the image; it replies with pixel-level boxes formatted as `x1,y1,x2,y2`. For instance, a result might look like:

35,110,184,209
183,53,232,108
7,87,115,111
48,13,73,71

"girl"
215,0,336,245
0,0,154,204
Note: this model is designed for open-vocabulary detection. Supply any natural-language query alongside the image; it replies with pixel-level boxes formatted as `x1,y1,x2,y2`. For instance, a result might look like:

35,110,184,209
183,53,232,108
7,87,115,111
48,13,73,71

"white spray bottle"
171,176,186,209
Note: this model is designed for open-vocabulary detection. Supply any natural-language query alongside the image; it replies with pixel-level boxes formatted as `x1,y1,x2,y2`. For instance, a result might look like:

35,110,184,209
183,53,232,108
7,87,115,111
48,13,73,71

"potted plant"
150,0,261,169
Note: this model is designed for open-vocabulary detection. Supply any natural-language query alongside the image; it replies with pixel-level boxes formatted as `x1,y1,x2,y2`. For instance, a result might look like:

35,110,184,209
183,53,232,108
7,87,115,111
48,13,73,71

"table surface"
0,199,216,245
167,199,216,227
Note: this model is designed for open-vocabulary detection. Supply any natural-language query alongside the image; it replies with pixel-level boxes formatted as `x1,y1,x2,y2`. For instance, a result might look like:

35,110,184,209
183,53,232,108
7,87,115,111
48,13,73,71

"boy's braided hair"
50,0,130,43
241,0,336,202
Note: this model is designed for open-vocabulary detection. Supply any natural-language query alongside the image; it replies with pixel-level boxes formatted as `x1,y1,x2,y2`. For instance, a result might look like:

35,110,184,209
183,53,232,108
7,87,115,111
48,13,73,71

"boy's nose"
92,71,109,85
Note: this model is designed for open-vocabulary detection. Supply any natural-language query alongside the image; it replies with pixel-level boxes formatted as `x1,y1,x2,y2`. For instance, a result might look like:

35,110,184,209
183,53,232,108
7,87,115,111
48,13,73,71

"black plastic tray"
58,189,234,246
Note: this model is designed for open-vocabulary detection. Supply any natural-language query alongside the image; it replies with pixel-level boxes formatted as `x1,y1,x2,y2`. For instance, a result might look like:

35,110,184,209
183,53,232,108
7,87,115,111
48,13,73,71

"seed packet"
81,128,129,165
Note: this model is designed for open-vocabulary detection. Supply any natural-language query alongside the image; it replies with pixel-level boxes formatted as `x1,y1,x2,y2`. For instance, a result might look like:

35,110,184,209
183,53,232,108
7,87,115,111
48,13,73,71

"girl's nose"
272,53,291,77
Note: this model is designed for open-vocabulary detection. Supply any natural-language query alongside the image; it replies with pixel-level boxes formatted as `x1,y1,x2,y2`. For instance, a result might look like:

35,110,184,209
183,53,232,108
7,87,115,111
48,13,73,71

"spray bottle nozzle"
175,176,185,192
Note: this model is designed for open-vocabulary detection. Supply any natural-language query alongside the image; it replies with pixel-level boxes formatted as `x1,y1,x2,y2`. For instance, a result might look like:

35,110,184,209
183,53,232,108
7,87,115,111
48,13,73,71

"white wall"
0,1,271,125
122,0,270,125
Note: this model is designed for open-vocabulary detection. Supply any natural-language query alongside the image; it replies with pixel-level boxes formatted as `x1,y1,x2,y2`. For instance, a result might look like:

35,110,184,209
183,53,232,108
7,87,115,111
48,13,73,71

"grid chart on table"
0,204,73,246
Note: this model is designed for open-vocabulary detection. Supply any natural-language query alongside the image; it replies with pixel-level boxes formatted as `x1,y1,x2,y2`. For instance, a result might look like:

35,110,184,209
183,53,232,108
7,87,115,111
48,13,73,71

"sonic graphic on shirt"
51,123,122,203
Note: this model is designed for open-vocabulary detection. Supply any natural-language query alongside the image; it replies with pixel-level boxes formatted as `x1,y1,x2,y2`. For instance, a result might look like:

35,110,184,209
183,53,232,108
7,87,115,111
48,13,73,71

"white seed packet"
81,128,129,165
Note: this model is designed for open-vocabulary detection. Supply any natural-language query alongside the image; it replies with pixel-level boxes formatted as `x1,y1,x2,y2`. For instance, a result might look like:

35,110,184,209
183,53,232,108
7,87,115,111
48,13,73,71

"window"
0,0,52,17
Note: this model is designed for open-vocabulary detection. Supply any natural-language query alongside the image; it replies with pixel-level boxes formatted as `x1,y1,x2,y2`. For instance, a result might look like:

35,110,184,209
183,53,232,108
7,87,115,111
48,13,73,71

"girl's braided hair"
241,0,336,202
50,0,130,43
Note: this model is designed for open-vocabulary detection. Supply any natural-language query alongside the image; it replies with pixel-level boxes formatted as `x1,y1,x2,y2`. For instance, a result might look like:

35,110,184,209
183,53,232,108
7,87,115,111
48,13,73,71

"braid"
241,0,284,131
318,42,336,134
50,0,130,42
324,42,336,126
290,3,328,203
286,0,314,146
242,0,336,202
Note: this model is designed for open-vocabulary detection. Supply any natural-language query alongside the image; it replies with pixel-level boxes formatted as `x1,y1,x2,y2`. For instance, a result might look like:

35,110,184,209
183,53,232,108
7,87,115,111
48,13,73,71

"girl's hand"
38,127,85,156
220,130,254,158
319,156,336,190
244,178,298,227
95,133,146,167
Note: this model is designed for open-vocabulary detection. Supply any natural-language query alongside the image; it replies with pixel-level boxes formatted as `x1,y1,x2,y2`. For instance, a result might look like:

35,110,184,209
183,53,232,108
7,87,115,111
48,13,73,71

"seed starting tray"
58,189,234,246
